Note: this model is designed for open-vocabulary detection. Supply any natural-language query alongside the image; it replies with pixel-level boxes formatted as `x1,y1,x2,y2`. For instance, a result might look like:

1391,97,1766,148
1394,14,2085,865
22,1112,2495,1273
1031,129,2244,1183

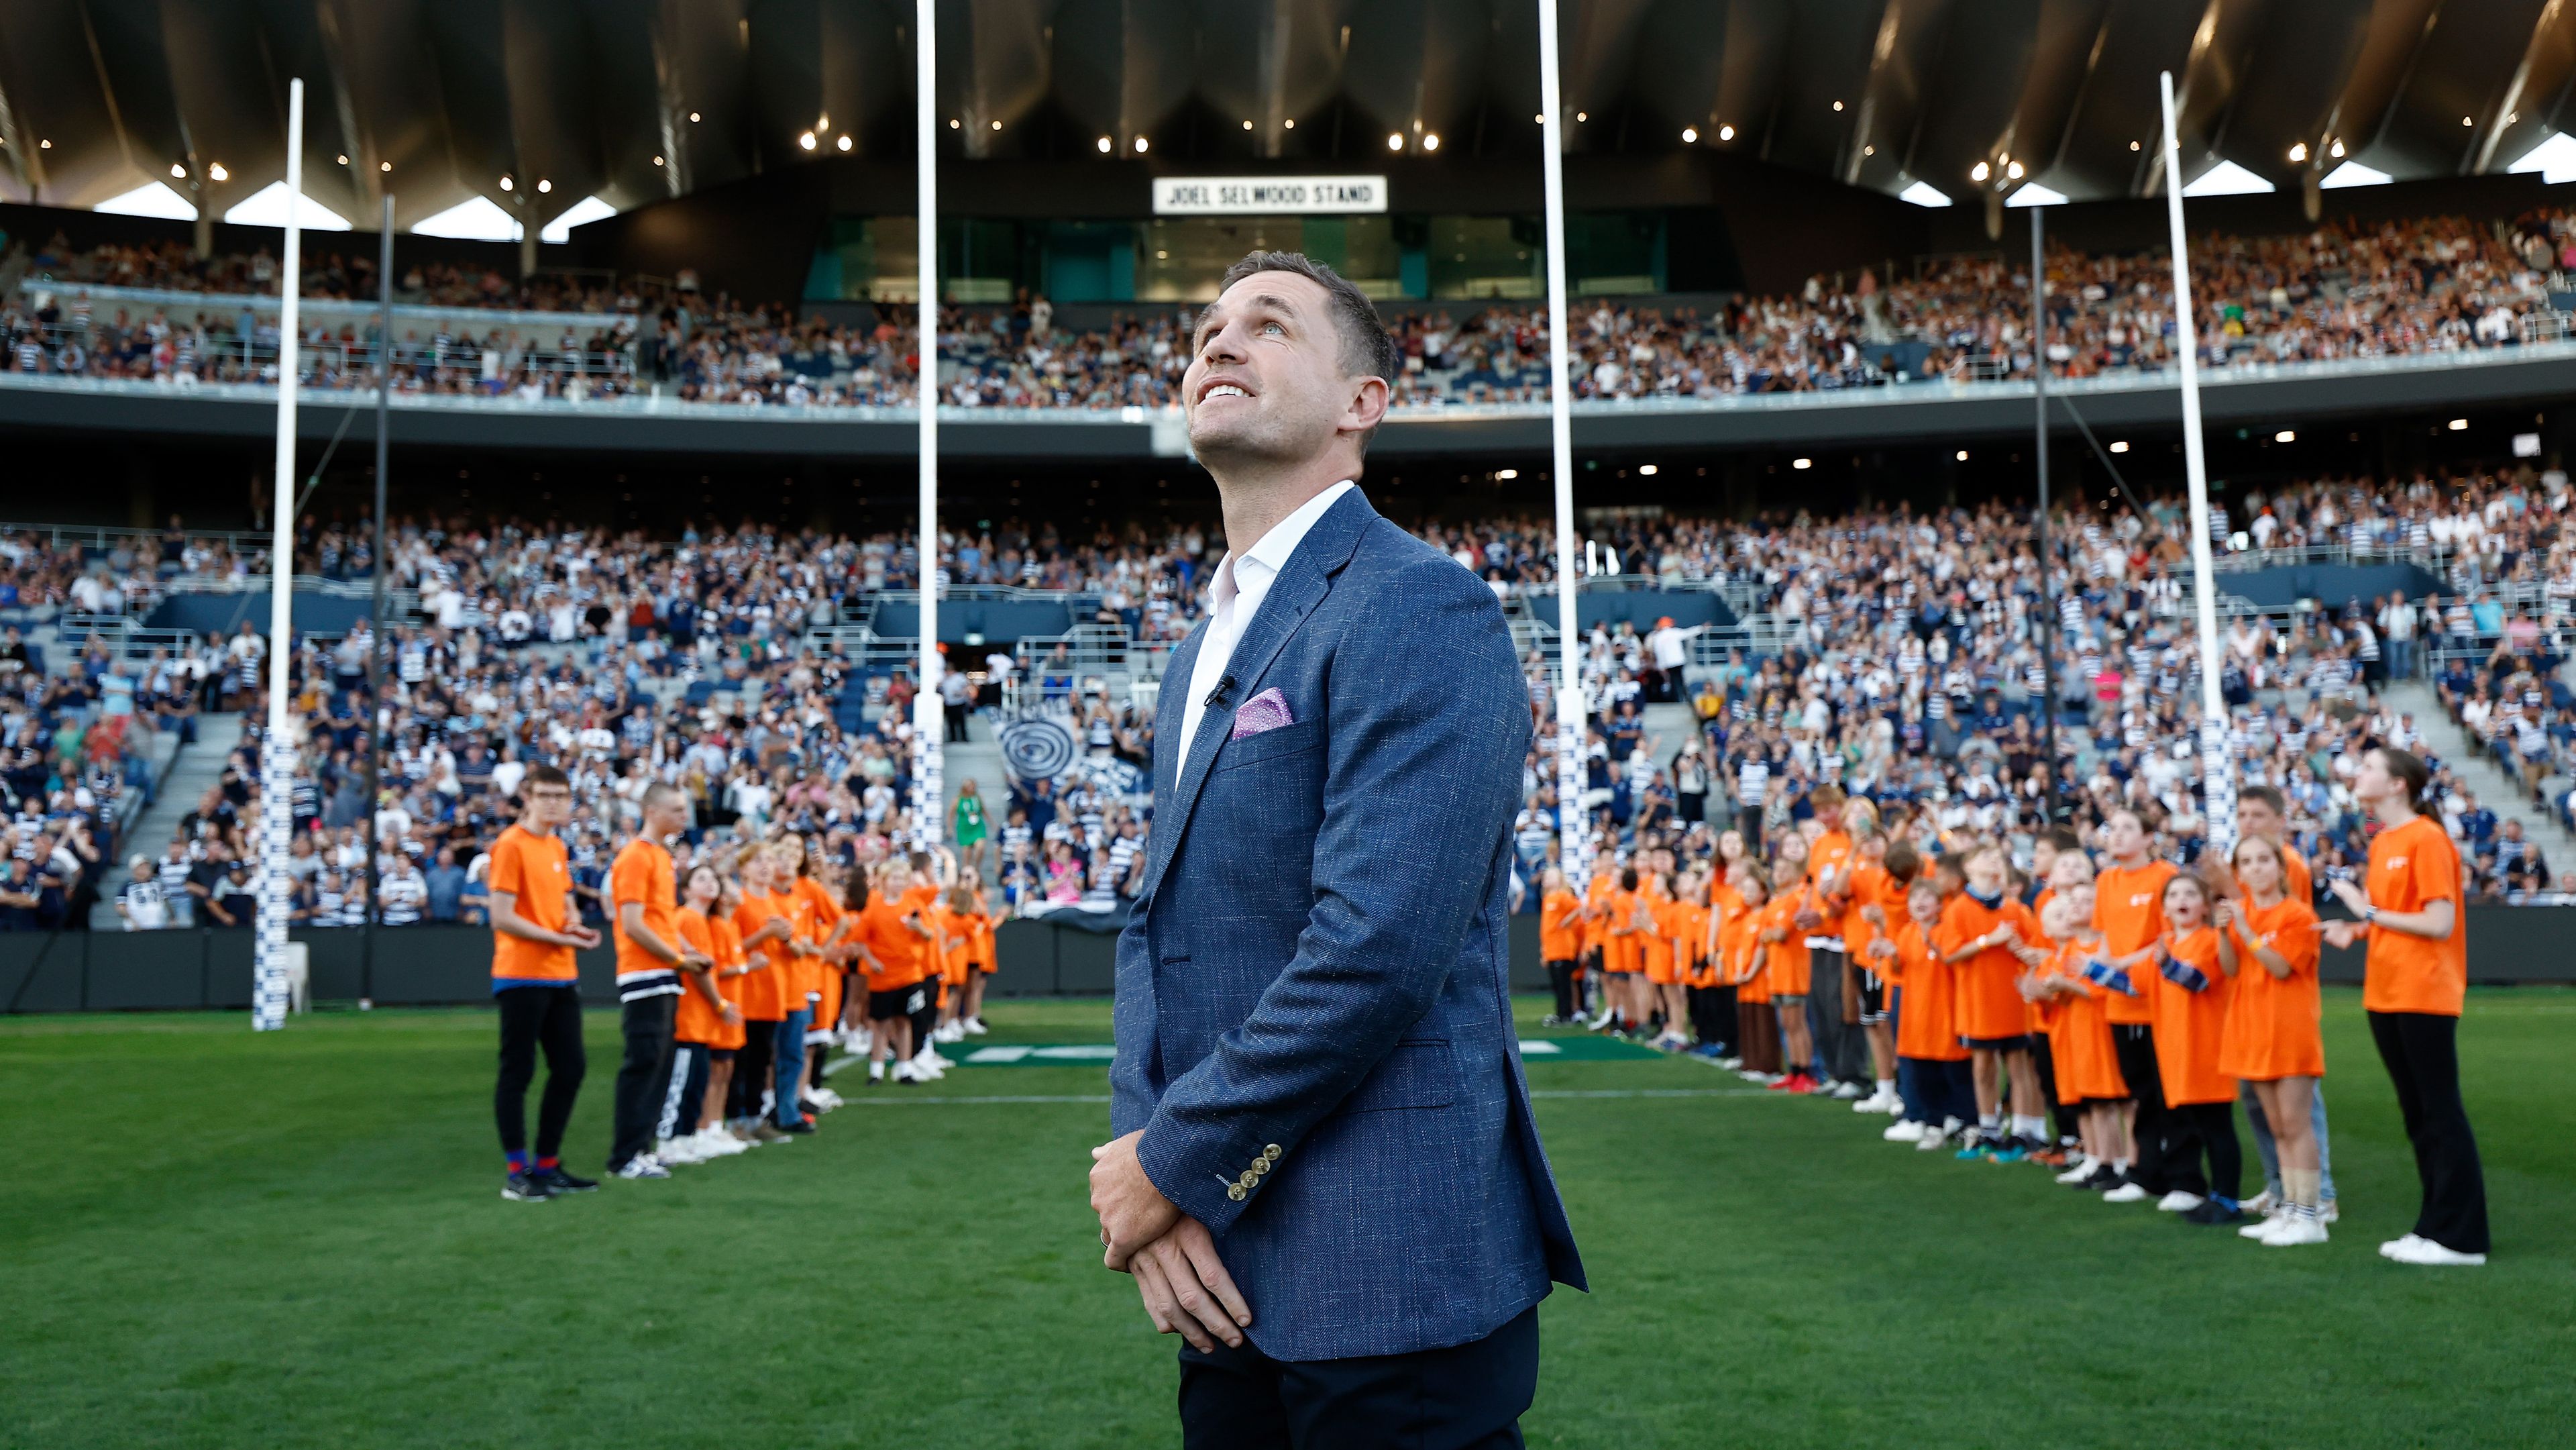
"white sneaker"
926,1047,953,1069
2379,1233,2424,1259
1737,1070,1768,1083
850,1028,873,1053
812,1087,844,1110
868,1059,886,1082
1886,1096,1907,1117
890,1060,916,1082
692,1128,745,1157
1829,1081,1864,1100
2241,1189,2277,1216
963,1018,989,1035
1915,1128,1948,1151
2155,1191,2206,1213
2321,1200,2340,1225
614,1157,672,1180
653,1137,702,1166
2385,1236,2483,1266
2054,1157,2098,1185
2101,1182,2150,1203
1716,1056,1743,1070
911,1056,946,1081
935,1021,965,1044
1883,1120,1925,1143
2240,1207,2288,1240
2265,1214,2330,1247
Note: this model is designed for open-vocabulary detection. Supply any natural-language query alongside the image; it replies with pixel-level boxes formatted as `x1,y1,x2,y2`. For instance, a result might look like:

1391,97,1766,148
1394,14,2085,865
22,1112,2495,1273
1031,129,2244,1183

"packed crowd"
0,623,164,932
11,452,2563,950
12,205,2576,409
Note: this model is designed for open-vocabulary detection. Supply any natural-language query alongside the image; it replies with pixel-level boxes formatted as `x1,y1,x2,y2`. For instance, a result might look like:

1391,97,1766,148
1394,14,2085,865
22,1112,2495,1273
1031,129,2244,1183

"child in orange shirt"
1727,870,1778,1081
665,865,751,1160
2215,835,2328,1245
1539,869,1585,1027
1844,837,1917,1115
2021,880,2131,1188
1936,843,2047,1160
1886,876,1974,1147
1756,857,1817,1092
2153,873,2244,1223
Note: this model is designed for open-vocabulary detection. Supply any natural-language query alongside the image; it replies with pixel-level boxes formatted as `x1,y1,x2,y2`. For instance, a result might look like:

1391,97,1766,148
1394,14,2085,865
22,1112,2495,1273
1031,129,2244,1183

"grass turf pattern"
2,989,2569,1447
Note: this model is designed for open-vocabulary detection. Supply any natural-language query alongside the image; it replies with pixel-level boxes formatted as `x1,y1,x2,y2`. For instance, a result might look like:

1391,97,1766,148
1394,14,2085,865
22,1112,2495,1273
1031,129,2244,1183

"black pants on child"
2369,1010,2490,1253
609,992,678,1171
733,1019,777,1121
1544,960,1578,1021
496,984,586,1159
2111,1023,2170,1193
2031,1035,2083,1145
2161,1100,2242,1200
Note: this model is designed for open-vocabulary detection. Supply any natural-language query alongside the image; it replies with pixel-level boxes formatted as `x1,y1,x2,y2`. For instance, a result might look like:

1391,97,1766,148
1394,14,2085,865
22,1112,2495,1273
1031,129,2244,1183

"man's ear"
1340,374,1391,437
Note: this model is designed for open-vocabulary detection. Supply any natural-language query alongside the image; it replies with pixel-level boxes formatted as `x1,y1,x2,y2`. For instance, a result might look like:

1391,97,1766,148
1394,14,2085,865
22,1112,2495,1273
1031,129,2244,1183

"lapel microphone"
1203,673,1237,709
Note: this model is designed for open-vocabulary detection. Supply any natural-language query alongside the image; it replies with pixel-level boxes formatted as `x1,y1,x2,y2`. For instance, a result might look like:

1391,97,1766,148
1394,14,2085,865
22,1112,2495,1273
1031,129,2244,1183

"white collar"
1213,480,1358,607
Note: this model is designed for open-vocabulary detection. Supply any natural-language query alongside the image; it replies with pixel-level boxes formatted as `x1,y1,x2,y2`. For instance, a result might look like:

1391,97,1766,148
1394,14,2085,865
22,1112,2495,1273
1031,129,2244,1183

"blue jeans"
2240,1080,2334,1202
773,1007,810,1127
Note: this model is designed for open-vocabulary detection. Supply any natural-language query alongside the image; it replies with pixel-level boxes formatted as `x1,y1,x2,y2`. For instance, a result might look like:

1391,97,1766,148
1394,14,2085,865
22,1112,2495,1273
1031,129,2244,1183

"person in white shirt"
117,856,171,930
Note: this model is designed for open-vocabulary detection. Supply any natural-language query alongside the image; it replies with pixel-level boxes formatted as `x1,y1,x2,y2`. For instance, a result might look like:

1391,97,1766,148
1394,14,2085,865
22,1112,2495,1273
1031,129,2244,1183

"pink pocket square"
1230,687,1295,739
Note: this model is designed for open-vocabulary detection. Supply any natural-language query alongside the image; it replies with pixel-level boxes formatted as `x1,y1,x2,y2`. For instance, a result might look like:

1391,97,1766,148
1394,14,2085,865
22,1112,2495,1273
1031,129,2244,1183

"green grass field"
5,988,2571,1449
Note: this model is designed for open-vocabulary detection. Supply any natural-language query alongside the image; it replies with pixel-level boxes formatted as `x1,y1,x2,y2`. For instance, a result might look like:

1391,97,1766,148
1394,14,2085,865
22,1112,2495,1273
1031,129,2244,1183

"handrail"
17,277,639,331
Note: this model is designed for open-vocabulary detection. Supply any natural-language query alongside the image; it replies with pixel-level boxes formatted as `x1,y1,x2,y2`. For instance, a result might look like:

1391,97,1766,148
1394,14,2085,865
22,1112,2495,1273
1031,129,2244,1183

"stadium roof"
3,0,2576,234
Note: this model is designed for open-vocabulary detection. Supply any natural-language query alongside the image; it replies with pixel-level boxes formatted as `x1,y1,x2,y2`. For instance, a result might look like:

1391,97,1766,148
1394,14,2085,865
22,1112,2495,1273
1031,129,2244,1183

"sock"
1978,1113,2001,1135
535,1155,559,1172
507,1150,531,1175
2284,1166,2320,1211
2012,1113,2045,1140
2112,1157,2131,1175
1876,1078,1895,1097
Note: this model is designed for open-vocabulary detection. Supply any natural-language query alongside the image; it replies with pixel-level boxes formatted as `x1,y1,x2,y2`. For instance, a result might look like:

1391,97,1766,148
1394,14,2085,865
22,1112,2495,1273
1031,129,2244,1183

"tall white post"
912,0,944,849
1538,0,1590,891
2160,70,2235,853
255,79,305,1031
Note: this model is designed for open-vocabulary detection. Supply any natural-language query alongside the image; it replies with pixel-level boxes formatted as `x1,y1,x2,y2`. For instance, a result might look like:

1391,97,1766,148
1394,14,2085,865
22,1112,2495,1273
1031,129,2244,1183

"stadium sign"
1152,175,1388,215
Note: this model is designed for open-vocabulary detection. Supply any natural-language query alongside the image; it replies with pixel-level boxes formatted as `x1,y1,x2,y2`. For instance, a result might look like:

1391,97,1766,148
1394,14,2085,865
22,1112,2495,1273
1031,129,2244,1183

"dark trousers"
1898,1056,1976,1127
1687,984,1733,1051
1179,1304,1538,1450
610,992,679,1170
733,1019,778,1121
1544,960,1578,1020
2162,1100,2242,1200
1738,1001,1780,1074
494,985,586,1159
660,1041,710,1141
2369,1010,2491,1253
2112,1023,2169,1192
1806,948,1849,1081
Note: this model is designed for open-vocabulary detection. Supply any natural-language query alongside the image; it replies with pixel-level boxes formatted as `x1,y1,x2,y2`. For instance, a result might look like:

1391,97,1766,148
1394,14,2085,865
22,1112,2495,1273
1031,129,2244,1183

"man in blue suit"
1089,252,1585,1447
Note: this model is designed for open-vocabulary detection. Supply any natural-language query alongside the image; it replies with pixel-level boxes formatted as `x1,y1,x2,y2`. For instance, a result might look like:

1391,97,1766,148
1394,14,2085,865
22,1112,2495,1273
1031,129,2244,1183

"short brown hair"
2371,746,2432,809
521,764,570,796
1212,250,1399,395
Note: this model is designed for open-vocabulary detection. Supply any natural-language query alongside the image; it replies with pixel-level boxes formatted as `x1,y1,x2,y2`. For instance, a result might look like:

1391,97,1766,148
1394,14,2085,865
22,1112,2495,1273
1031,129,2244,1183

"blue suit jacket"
1110,487,1585,1363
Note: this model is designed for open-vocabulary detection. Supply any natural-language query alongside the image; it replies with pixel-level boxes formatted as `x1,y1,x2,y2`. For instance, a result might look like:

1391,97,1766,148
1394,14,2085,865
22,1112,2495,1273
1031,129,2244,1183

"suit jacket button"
1227,1183,1247,1202
1236,1172,1256,1190
1263,1144,1283,1161
1250,1159,1269,1176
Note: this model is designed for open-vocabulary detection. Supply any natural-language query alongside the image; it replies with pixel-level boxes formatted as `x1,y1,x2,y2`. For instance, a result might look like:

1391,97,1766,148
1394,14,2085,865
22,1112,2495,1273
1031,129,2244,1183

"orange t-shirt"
1639,893,1678,984
609,838,679,984
731,890,792,1021
673,906,745,1048
1580,874,1616,955
792,875,844,964
1760,890,1812,997
855,896,928,991
1891,923,1968,1062
2218,896,2324,1081
1807,831,1855,944
1602,888,1642,973
1540,889,1583,962
488,825,577,986
2093,860,2178,1026
2152,925,2236,1105
1722,911,1768,1004
2043,938,2127,1102
2361,815,2467,1017
1673,900,1713,986
1938,892,2038,1042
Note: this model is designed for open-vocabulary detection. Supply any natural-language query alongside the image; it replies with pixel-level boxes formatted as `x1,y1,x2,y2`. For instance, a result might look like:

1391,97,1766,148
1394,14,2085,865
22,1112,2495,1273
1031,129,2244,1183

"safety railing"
16,277,639,331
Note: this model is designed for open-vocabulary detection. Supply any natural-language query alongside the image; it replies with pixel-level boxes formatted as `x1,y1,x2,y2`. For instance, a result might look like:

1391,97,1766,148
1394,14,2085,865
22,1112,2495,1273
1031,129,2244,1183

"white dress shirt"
1175,480,1357,764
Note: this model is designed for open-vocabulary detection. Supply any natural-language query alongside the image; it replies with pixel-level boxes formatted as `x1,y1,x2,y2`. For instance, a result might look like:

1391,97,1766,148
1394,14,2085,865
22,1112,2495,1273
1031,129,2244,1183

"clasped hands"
1089,1129,1252,1352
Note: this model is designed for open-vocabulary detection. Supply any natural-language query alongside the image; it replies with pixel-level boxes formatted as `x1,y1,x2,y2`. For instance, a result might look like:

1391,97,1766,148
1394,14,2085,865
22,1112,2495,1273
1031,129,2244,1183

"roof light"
1955,450,1968,461
2330,140,2345,158
170,162,186,178
537,178,551,193
1097,136,1112,152
380,161,392,172
2288,142,2308,162
2110,440,2129,454
1792,457,1813,470
208,162,228,181
688,111,700,122
1389,133,1404,150
1422,133,1439,152
1972,161,1990,181
1682,127,1698,143
2006,160,2024,178
336,154,348,164
1576,111,1587,123
653,156,665,166
1496,468,1519,480
2275,429,2295,443
1283,119,1294,129
837,134,851,151
798,131,816,150
1832,101,1845,111
989,120,1001,131
499,175,514,190
1134,137,1148,152
2450,417,2469,430
1243,119,1254,130
1718,125,1734,141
